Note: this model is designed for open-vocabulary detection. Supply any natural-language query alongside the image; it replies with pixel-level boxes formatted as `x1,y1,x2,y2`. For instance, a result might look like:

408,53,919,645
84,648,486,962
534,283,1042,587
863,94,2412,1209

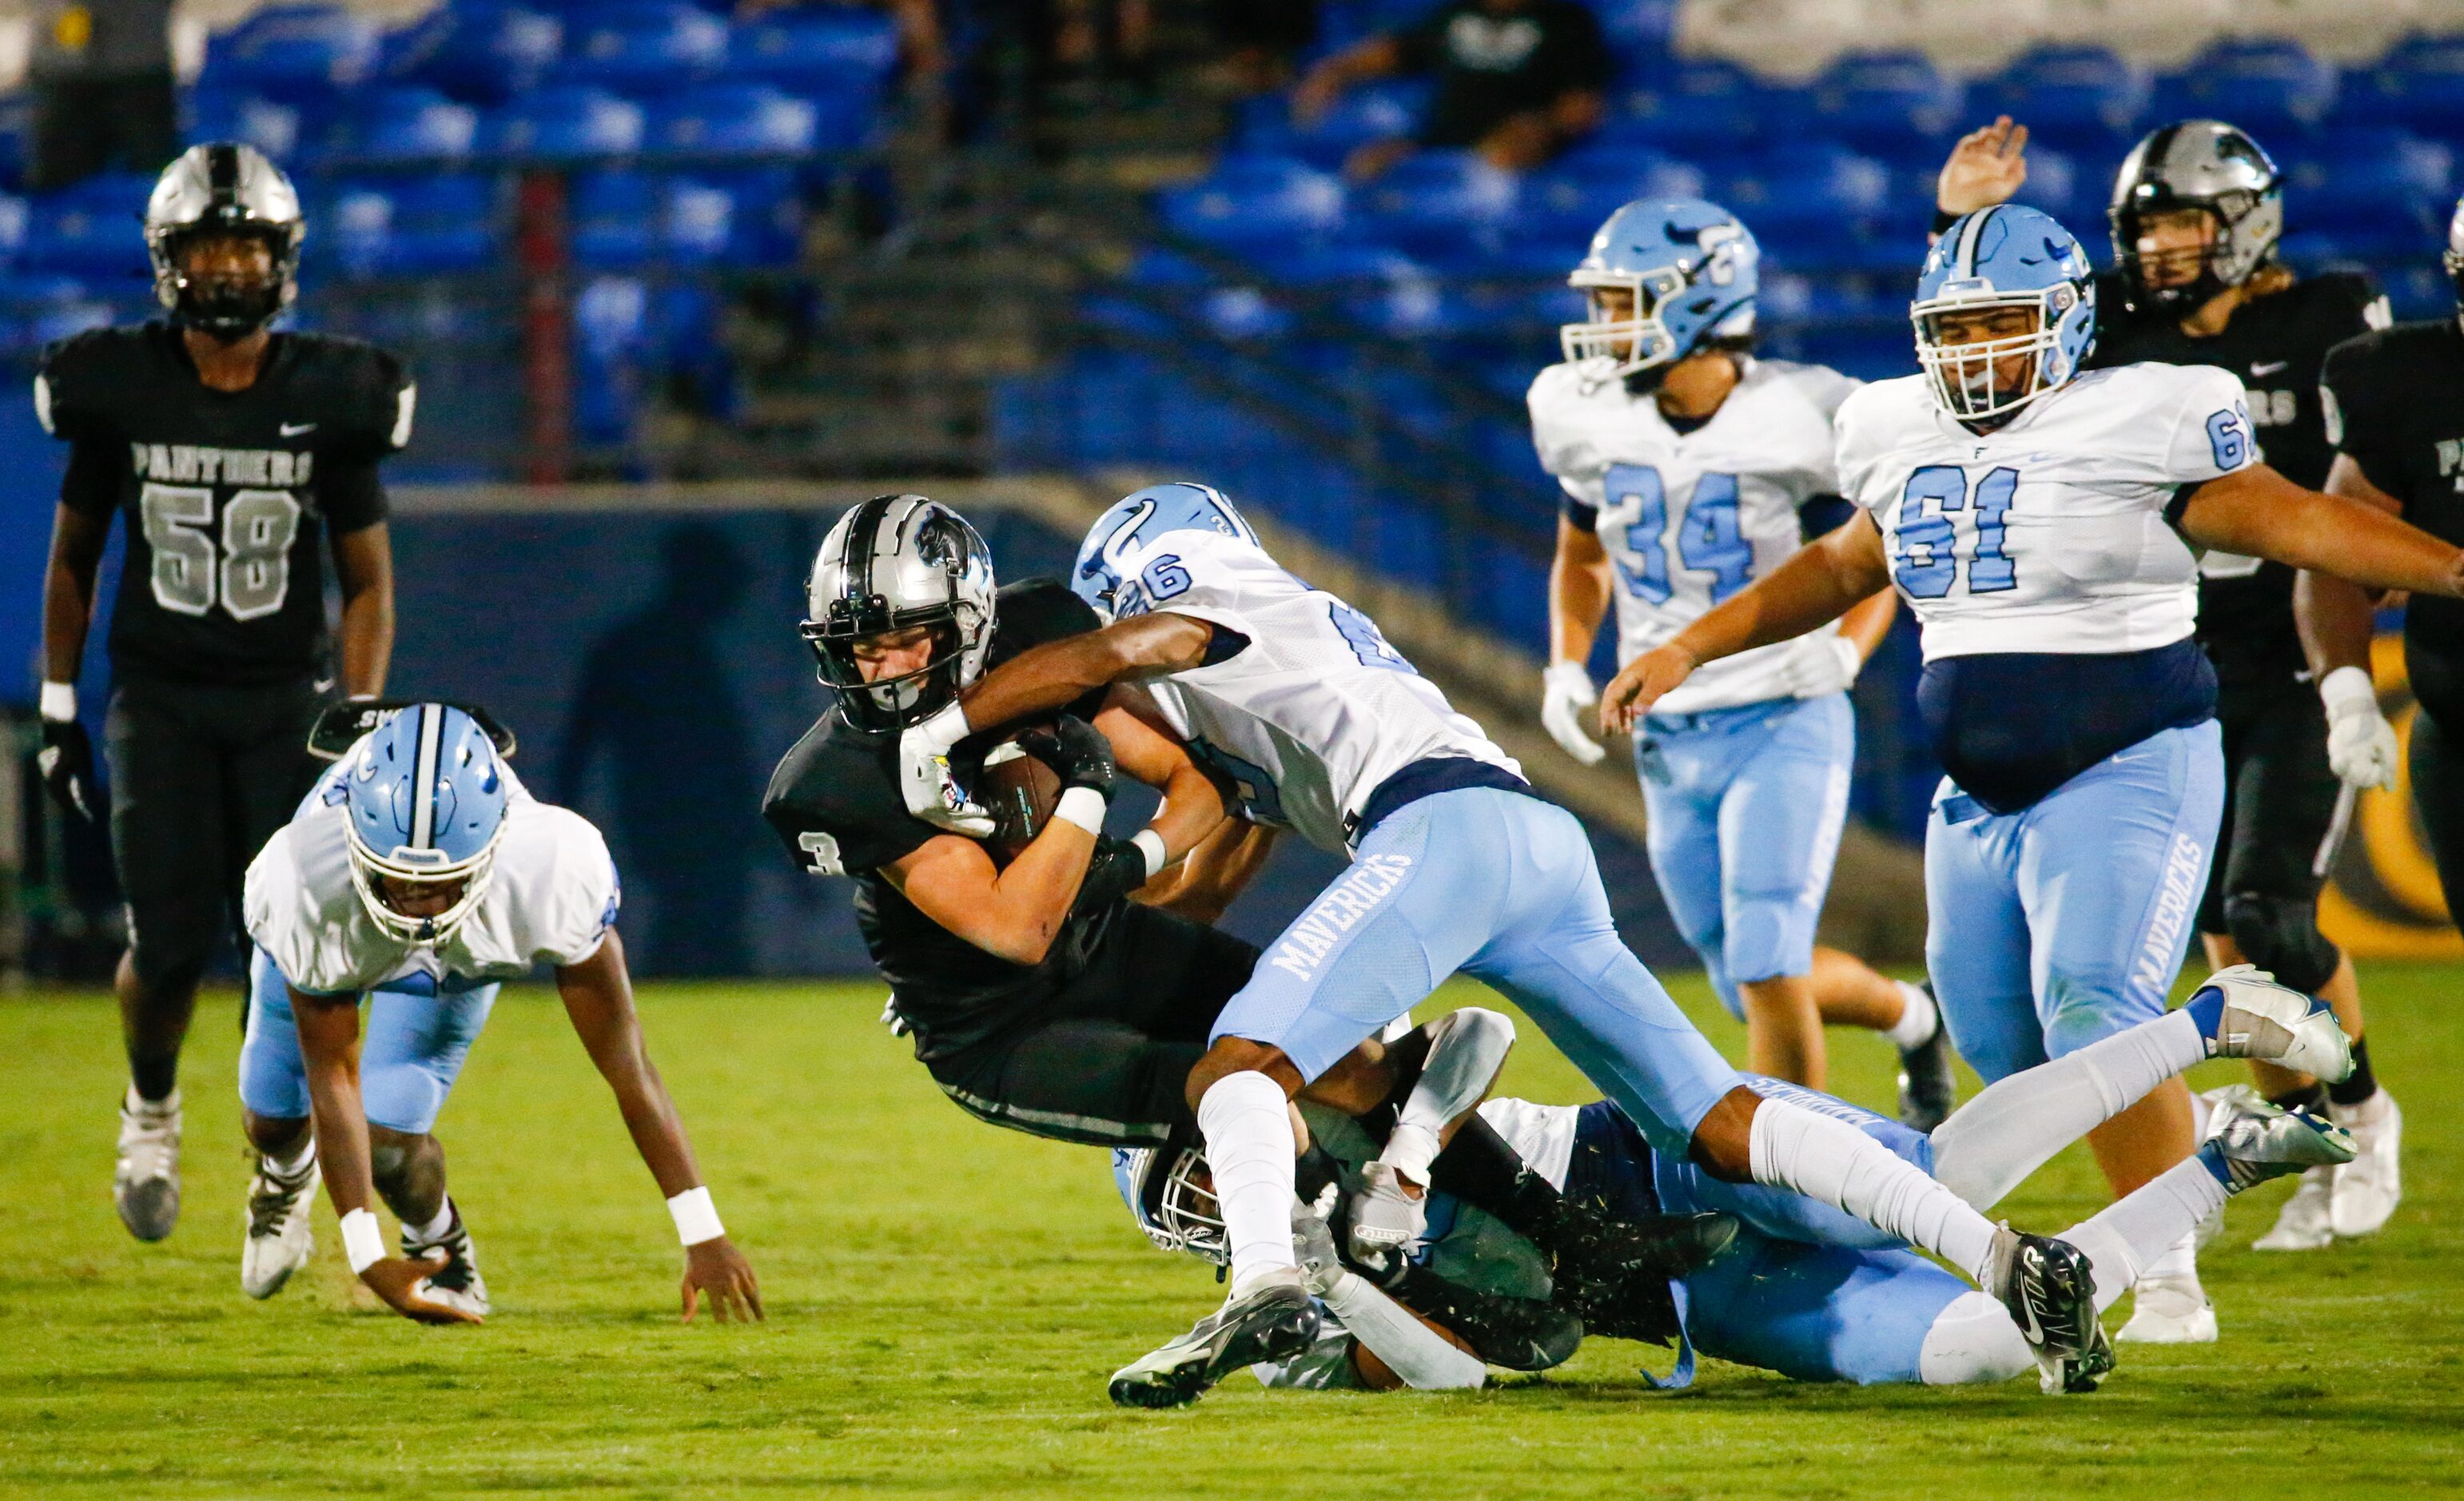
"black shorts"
924,902,1260,1148
2196,675,2342,936
105,673,334,987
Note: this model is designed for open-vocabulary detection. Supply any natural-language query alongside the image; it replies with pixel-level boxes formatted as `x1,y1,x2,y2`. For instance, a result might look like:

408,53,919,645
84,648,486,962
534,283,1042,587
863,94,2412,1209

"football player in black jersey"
32,143,412,1242
1933,116,2399,1278
762,496,1734,1355
2286,195,2464,1244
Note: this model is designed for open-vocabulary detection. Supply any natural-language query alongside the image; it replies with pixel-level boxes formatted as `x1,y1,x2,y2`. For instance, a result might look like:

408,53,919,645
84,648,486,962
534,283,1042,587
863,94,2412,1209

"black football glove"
37,716,98,823
1018,715,1117,798
1073,836,1152,913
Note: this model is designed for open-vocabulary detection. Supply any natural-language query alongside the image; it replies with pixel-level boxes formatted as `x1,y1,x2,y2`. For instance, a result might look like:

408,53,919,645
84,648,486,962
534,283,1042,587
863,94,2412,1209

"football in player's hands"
977,739,1063,863
1018,715,1117,797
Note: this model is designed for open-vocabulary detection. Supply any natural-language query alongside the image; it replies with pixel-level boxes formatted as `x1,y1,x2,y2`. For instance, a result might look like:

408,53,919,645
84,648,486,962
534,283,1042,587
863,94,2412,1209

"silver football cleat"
113,1088,181,1242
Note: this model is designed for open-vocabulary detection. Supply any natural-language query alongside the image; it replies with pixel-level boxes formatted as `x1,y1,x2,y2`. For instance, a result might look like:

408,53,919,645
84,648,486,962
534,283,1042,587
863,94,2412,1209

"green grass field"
3,965,2459,1499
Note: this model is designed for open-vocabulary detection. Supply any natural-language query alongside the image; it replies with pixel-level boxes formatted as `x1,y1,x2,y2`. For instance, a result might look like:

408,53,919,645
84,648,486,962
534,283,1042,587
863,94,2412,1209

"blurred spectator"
26,0,177,191
1293,0,1607,179
1042,0,1154,96
1208,0,1316,96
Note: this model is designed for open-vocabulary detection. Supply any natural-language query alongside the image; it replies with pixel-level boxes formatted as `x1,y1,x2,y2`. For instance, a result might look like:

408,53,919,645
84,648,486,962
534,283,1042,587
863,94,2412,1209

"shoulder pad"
295,333,416,453
36,325,154,440
991,577,1101,663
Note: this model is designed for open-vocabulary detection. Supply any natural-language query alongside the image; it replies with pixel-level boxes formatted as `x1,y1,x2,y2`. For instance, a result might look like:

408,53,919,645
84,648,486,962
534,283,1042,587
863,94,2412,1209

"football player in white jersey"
1601,204,2464,1344
1534,197,1951,1118
237,703,761,1325
903,482,2124,1406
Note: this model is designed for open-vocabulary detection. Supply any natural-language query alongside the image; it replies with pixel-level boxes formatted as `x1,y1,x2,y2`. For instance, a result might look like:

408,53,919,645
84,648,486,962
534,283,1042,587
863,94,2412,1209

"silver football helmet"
801,494,997,734
2109,120,2283,316
1114,1144,1228,1264
145,142,305,339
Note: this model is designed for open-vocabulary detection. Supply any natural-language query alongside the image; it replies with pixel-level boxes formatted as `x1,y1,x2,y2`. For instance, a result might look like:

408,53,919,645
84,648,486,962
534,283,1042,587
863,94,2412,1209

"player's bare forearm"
957,614,1216,734
886,821,1099,965
2295,456,2406,678
1549,517,1612,665
1675,511,1889,665
555,931,703,1198
1094,696,1227,866
1837,586,1898,663
1142,818,1278,923
2181,464,2464,598
332,522,396,698
290,988,377,1216
41,504,107,683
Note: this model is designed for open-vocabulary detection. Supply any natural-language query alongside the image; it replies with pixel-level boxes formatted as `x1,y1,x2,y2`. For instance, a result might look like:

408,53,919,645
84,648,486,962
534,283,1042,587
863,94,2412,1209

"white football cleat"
2116,1274,2217,1344
2191,965,2353,1081
242,1149,321,1300
2253,1167,2335,1251
113,1087,181,1242
2328,1090,2402,1239
403,1201,490,1317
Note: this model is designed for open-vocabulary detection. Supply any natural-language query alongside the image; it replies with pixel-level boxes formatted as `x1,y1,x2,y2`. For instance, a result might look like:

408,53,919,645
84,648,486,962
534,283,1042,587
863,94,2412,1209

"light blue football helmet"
1914,204,2098,423
343,702,512,945
1112,1145,1225,1263
1561,197,1759,380
1071,481,1258,622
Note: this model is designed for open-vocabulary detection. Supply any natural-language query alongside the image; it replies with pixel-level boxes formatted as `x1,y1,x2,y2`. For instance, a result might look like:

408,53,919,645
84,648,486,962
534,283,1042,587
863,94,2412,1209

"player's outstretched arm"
553,930,762,1324
1094,687,1229,867
1599,510,1892,735
2179,463,2464,600
1936,116,2028,221
289,987,484,1325
331,521,396,699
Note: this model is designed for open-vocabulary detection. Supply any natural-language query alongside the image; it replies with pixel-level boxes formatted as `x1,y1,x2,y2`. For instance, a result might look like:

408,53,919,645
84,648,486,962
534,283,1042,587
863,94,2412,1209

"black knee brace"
2221,890,2341,995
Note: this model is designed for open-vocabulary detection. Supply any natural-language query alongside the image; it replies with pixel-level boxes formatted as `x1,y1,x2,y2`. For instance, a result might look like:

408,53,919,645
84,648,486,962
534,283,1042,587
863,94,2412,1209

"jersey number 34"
1602,463,1753,607
1889,465,2017,599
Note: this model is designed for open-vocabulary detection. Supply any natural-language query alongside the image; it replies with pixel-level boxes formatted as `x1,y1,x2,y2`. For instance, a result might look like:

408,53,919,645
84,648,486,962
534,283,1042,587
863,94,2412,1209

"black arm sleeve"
318,453,389,534
60,436,121,518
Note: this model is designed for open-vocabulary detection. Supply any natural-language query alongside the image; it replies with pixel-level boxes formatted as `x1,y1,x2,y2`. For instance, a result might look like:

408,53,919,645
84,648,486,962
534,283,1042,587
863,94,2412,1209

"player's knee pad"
2220,890,2340,995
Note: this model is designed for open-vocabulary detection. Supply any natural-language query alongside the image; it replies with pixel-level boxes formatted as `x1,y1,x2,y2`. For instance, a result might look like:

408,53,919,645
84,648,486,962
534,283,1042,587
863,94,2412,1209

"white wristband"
1053,786,1108,835
2320,665,2377,718
667,1186,725,1246
340,1208,387,1274
39,681,75,723
1131,828,1168,879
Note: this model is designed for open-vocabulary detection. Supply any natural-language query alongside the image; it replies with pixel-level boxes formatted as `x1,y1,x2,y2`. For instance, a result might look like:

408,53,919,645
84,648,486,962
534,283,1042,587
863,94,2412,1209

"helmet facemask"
1126,1145,1228,1264
345,820,505,946
1561,265,1689,378
1914,285,2080,424
802,604,983,735
154,223,298,341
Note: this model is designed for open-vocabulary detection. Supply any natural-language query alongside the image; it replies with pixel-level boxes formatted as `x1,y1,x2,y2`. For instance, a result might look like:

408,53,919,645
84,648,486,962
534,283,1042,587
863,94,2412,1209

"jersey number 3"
1891,466,2017,599
140,483,303,620
1602,464,1753,607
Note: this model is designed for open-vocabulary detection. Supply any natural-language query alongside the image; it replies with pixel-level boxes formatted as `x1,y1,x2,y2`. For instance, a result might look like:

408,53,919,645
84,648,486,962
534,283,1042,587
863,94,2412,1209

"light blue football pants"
1637,692,1856,1020
1210,786,1744,1157
1924,721,2225,1084
238,946,499,1136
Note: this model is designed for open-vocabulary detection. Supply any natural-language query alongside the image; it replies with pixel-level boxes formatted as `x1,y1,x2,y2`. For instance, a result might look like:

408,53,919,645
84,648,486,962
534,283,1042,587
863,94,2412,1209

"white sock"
1747,1097,1999,1284
265,1139,316,1178
1381,1008,1515,1186
405,1200,456,1245
1928,1009,2207,1210
1883,981,1938,1050
1917,1289,2036,1385
1196,1071,1299,1292
1321,1272,1487,1389
2064,1175,2218,1313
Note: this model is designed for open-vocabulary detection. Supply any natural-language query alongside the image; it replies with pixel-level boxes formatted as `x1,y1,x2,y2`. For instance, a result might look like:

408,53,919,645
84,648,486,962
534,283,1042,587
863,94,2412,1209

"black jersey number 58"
139,482,303,620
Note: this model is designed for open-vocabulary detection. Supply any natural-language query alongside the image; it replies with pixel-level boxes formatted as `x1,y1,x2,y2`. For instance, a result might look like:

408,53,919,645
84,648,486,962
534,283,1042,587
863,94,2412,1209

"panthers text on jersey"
1836,362,2257,660
2092,269,2389,687
38,322,415,687
242,758,619,997
1097,524,1519,853
1529,356,1862,713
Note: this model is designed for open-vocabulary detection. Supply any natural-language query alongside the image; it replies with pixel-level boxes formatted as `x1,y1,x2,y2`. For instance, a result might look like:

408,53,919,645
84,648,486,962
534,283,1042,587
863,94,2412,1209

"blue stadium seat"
185,89,302,159
1123,246,1213,289
647,85,816,158
2349,34,2464,133
0,193,26,265
663,169,802,268
0,273,118,351
1197,285,1294,341
326,175,502,278
572,273,650,446
1976,45,2151,151
555,2,728,95
2282,128,2452,257
1351,149,1518,265
727,10,899,94
1157,156,1347,251
1590,0,1679,75
1714,145,1891,236
316,86,478,165
1240,81,1430,169
478,86,645,160
1808,50,1964,164
1603,60,1782,160
568,168,659,269
20,175,155,281
1239,241,1418,289
377,3,563,104
200,6,381,94
2152,38,2337,141
1521,146,1708,248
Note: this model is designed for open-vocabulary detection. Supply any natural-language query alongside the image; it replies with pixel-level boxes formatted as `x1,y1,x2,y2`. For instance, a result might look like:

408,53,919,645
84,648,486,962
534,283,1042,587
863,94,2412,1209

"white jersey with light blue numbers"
242,754,621,996
1834,362,2257,660
1528,356,1865,714
1113,528,1519,854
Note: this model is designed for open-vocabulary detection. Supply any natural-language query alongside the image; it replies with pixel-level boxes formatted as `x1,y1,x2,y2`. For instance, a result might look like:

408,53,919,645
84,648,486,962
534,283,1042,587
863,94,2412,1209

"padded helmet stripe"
1955,204,1996,280
409,703,442,850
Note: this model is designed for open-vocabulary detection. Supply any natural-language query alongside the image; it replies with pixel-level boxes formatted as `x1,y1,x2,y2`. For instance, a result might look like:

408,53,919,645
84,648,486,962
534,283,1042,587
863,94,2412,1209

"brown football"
977,738,1061,864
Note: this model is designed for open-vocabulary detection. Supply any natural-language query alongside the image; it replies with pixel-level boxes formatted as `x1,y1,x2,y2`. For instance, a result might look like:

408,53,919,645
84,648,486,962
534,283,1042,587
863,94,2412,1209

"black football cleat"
1108,1273,1321,1409
1391,1265,1582,1371
1897,985,1958,1133
1983,1224,2105,1395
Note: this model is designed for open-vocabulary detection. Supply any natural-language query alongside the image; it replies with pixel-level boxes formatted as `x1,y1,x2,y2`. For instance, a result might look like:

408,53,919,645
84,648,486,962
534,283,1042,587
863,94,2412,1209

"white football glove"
898,702,995,836
2320,666,2398,792
1540,660,1606,766
1830,633,1865,688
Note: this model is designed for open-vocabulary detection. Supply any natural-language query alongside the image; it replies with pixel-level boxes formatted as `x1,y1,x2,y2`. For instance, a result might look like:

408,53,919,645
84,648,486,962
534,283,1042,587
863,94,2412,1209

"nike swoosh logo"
2251,361,2288,376
2017,1276,2047,1344
281,421,317,436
